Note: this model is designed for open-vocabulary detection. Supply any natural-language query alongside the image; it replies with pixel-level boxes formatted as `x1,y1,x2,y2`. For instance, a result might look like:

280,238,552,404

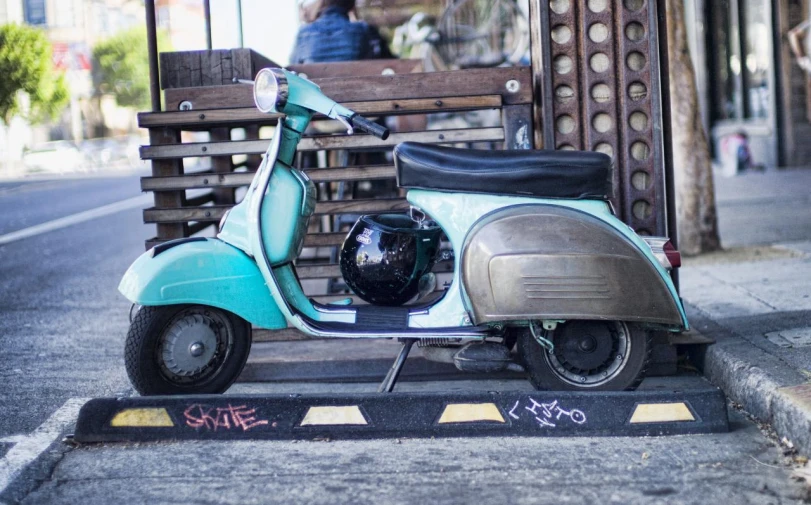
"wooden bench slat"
143,65,525,263
313,198,408,216
147,231,448,249
140,165,396,191
144,206,228,223
143,198,409,223
162,67,532,111
142,172,255,191
297,264,342,279
140,128,505,160
305,165,395,183
147,232,349,248
303,232,348,247
139,95,502,128
139,109,281,128
288,59,423,79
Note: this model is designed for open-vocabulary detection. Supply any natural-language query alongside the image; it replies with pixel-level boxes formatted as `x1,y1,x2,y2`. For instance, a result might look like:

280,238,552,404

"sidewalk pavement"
680,167,811,454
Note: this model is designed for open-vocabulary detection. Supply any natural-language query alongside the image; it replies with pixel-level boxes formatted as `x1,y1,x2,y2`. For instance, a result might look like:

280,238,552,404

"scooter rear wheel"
517,320,650,391
125,304,252,395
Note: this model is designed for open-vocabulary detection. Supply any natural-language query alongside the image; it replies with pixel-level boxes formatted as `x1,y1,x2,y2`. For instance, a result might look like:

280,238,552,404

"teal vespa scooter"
120,68,688,396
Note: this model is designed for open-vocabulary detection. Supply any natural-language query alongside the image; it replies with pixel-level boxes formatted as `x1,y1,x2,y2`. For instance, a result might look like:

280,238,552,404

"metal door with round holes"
532,0,667,237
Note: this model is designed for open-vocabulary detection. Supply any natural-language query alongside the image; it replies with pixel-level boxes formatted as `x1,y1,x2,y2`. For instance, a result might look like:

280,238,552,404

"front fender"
119,238,286,330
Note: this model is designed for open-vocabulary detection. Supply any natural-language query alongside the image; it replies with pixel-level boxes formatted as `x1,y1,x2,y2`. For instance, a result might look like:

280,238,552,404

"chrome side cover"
461,205,684,327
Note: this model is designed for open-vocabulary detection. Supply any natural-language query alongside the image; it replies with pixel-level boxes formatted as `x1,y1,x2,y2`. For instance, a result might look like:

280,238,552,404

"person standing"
290,0,392,64
789,20,811,73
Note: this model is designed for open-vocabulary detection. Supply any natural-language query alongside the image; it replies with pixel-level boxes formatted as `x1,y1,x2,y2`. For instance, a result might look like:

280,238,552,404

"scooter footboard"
119,238,287,330
461,205,684,327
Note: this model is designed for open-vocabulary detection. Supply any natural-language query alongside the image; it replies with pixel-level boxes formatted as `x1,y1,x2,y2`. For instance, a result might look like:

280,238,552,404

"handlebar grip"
350,115,390,140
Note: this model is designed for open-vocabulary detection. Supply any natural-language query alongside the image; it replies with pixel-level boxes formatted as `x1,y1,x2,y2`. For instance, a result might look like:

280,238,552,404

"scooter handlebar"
350,115,390,140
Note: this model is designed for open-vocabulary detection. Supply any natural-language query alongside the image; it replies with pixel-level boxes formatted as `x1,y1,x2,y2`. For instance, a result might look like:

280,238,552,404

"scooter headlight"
253,68,288,113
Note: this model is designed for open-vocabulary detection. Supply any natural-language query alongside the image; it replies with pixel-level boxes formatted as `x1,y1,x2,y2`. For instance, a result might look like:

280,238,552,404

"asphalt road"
0,173,151,501
0,175,147,236
2,170,811,504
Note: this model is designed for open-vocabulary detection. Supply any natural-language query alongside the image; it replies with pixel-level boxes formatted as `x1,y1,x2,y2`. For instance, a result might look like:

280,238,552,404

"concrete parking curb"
772,385,811,456
689,305,811,454
73,383,729,443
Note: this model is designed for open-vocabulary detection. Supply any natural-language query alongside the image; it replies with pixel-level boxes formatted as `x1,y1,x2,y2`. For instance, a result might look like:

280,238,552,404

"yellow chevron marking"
630,403,695,423
438,403,505,424
110,408,174,427
300,406,368,426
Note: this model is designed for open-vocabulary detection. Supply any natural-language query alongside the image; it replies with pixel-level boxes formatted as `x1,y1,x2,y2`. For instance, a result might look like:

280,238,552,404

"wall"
0,0,24,23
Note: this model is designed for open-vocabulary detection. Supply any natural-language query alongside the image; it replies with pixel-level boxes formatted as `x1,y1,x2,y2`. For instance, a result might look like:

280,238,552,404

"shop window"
707,0,773,122
742,0,771,119
54,0,76,28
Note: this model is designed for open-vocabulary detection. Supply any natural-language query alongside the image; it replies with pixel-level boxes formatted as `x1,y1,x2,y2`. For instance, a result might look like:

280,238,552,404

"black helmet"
340,214,442,306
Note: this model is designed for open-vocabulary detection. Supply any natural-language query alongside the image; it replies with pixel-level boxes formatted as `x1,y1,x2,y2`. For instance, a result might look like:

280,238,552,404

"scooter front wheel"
125,304,252,395
517,321,650,391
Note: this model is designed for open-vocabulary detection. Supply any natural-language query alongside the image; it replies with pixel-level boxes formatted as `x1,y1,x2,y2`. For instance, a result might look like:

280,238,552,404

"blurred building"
155,0,206,51
0,0,23,23
686,0,811,168
208,0,299,65
0,0,28,176
0,0,207,148
3,0,144,143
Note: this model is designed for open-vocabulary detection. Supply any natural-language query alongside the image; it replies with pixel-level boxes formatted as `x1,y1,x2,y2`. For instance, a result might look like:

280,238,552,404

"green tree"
0,24,69,124
93,27,168,110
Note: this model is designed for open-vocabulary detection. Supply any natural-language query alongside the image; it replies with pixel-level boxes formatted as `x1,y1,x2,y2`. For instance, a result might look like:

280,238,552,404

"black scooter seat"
394,142,612,199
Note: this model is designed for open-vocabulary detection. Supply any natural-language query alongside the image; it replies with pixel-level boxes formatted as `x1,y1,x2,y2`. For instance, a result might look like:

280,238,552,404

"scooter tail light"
663,240,681,269
642,237,680,270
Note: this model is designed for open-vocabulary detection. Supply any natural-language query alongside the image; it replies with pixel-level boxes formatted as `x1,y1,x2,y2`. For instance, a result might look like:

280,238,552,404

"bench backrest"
138,62,534,311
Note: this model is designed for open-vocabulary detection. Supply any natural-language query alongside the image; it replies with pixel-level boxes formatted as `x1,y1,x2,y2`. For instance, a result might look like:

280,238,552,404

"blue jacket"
290,7,376,64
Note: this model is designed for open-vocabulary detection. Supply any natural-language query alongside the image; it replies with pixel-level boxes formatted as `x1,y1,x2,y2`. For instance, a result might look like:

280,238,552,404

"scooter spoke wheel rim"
158,307,234,385
543,321,630,387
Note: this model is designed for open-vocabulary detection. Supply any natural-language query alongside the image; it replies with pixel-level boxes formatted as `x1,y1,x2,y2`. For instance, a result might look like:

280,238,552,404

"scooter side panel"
118,239,287,330
260,163,315,266
462,205,686,328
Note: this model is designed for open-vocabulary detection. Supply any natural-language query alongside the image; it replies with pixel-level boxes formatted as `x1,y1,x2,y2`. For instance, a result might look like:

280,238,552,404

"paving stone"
765,328,811,348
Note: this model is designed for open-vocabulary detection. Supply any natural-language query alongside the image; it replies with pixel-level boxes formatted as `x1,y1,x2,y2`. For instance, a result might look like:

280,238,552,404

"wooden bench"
137,59,533,339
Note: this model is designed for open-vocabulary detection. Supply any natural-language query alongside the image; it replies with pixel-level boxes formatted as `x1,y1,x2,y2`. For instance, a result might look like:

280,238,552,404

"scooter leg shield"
119,238,287,330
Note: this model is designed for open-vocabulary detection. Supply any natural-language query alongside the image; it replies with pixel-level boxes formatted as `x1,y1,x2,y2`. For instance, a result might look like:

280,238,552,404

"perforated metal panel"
536,0,666,235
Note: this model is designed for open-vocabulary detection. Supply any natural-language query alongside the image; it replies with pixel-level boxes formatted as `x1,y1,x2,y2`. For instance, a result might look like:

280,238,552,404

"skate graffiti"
184,404,270,432
508,398,586,428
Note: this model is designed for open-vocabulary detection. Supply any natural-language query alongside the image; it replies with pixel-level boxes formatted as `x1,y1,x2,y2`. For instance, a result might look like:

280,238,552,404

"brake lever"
336,115,354,136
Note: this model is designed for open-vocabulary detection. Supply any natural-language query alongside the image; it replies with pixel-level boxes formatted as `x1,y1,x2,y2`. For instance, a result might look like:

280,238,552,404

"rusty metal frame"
534,0,671,240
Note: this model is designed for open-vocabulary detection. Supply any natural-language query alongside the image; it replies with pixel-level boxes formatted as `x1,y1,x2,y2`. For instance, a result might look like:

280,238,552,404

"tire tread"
124,306,159,396
124,305,251,396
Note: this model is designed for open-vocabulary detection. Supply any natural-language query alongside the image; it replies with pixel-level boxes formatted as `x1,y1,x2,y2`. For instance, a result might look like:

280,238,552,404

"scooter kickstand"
378,339,417,393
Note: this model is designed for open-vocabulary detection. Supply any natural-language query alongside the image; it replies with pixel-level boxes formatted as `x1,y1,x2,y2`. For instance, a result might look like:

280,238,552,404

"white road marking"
0,194,151,246
0,398,89,493
0,180,66,197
